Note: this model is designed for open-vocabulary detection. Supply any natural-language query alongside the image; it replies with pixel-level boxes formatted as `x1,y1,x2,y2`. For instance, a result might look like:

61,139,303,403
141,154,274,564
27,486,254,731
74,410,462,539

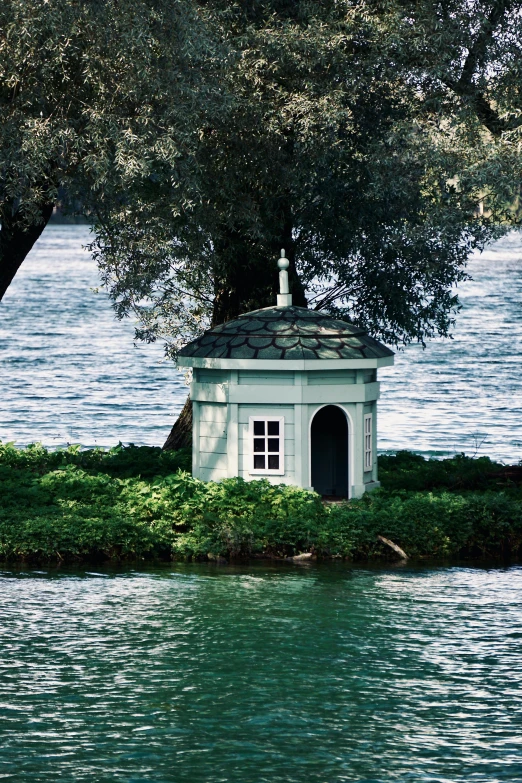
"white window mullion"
364,413,372,471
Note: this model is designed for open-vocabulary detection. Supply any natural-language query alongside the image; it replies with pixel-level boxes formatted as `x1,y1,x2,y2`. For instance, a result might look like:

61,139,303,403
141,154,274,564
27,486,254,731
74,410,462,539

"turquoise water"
0,564,521,782
0,225,521,461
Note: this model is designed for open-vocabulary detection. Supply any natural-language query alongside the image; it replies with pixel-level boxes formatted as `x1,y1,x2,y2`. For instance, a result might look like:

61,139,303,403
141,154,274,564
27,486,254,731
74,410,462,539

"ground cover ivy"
0,442,520,563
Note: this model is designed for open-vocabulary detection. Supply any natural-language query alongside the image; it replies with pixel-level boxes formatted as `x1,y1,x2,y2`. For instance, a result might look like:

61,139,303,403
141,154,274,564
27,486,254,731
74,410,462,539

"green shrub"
328,490,522,559
0,443,520,563
378,450,507,492
0,441,191,478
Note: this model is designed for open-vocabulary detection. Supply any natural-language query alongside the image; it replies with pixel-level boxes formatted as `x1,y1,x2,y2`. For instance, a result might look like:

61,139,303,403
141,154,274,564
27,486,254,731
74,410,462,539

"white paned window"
248,416,284,475
364,414,372,471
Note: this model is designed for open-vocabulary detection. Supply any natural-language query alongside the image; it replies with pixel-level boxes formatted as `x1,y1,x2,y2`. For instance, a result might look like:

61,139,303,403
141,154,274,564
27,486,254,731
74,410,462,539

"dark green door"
311,405,349,498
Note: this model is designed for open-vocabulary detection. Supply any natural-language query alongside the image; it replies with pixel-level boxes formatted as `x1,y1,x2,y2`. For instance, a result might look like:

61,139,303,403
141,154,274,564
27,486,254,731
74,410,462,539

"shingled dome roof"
178,306,394,361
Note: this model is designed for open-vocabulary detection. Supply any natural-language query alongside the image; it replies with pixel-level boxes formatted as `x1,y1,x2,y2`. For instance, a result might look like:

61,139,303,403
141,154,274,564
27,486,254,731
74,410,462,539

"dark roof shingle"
179,306,394,361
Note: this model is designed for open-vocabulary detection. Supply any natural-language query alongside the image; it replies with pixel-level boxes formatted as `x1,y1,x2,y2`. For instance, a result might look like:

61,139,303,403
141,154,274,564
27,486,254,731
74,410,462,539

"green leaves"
378,451,507,492
92,0,522,350
0,0,220,297
4,1,522,343
0,443,520,563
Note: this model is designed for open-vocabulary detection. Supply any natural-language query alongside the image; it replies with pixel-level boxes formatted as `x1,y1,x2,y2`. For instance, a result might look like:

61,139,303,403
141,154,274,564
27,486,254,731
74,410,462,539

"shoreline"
1,554,521,571
1,443,521,566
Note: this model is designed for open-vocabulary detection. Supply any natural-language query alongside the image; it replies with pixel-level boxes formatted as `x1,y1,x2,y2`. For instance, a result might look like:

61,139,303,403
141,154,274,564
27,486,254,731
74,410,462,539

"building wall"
191,368,381,495
195,401,228,482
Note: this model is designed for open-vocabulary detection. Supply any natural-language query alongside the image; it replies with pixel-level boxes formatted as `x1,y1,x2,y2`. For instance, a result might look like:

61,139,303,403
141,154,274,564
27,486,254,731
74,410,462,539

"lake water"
0,225,521,462
0,563,521,783
2,238,522,782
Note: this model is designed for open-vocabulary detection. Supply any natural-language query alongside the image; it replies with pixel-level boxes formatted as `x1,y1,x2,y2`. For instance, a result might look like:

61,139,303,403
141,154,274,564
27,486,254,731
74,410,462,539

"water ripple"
379,232,522,462
0,565,521,782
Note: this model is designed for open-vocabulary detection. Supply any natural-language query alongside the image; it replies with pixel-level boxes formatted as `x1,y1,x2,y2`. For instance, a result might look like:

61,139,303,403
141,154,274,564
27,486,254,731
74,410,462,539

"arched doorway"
310,405,349,498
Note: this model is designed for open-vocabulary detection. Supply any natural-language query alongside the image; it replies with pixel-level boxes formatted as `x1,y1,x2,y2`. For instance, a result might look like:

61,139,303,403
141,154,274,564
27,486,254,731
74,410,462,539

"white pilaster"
227,403,239,476
192,400,201,478
352,401,364,496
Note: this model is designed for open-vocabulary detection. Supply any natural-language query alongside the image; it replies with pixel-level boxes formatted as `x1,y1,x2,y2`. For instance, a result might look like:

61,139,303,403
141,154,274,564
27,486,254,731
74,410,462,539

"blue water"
0,226,185,448
0,225,521,461
379,231,522,462
0,563,521,783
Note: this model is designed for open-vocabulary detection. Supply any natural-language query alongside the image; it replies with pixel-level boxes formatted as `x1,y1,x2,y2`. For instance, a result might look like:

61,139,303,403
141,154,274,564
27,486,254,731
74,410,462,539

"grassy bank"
0,443,521,564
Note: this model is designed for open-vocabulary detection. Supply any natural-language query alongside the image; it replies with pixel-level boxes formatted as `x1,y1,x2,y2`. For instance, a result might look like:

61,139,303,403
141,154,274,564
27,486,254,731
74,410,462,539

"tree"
95,0,522,361
92,0,522,449
3,2,522,449
0,0,219,300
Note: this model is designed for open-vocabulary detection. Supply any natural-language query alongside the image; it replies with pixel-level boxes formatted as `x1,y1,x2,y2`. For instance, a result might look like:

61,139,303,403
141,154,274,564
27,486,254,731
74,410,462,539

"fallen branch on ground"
377,535,408,561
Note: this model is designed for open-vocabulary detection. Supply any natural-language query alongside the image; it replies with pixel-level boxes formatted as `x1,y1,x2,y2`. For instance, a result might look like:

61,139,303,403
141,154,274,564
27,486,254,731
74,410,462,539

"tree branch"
444,0,522,136
459,0,513,88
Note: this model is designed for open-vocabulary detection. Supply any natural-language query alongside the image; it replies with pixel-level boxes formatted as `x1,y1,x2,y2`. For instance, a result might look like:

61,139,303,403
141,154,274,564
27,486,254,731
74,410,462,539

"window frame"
248,416,285,476
364,413,373,471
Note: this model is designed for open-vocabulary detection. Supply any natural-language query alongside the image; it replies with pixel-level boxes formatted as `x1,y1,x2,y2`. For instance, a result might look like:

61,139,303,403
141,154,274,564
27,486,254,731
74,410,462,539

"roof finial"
277,249,292,307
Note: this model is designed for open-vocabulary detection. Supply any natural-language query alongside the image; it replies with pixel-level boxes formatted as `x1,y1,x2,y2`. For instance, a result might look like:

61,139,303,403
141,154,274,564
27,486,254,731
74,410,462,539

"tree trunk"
211,227,307,327
163,396,193,451
0,202,55,301
163,215,307,451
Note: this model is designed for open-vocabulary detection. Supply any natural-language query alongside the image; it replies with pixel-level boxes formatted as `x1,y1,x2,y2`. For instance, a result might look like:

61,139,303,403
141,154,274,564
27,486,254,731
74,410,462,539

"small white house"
178,252,394,498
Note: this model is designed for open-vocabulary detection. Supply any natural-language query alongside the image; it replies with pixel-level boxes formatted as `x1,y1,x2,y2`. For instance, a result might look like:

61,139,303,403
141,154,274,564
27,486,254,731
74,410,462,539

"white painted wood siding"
238,370,294,385
307,370,356,385
197,402,228,480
